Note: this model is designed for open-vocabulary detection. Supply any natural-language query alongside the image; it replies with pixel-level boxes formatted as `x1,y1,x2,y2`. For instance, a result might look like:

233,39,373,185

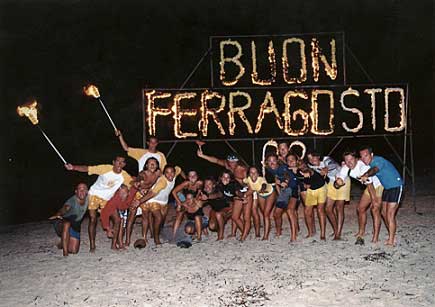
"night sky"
0,0,433,225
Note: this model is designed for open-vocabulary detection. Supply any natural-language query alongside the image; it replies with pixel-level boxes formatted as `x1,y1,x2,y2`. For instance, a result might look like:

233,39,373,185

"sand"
0,195,434,307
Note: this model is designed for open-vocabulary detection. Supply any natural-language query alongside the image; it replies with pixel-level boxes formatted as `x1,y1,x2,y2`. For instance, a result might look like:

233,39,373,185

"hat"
226,154,239,162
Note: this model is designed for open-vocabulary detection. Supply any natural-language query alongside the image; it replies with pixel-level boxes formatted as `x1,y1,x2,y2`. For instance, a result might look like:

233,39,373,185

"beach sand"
1,196,434,307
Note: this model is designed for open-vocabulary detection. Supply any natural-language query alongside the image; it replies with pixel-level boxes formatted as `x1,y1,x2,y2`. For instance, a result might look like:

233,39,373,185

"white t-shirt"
128,147,167,172
88,165,132,200
337,160,382,188
309,156,340,182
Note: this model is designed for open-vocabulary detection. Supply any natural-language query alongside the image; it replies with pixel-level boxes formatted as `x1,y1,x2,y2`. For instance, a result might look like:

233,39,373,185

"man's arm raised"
196,149,226,167
115,130,129,152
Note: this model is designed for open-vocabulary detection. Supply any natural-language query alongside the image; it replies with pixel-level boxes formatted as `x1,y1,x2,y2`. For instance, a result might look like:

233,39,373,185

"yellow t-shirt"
88,165,132,200
244,176,273,196
128,147,167,172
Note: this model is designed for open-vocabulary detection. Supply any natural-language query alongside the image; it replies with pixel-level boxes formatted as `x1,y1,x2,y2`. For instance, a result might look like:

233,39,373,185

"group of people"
50,132,404,257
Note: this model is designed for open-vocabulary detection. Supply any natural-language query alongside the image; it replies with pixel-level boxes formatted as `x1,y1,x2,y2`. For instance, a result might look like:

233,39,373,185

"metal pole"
402,84,409,186
166,142,178,159
251,139,255,166
342,31,347,86
327,137,344,157
142,88,147,148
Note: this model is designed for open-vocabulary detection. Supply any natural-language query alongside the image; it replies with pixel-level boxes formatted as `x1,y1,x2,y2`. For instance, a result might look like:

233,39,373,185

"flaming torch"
17,101,68,164
83,84,118,131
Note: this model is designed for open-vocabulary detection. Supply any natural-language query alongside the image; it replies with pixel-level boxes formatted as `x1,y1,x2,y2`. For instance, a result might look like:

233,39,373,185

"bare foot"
89,247,96,253
371,236,379,243
106,229,114,238
227,234,236,239
305,233,313,238
354,232,365,237
56,241,62,249
333,235,341,240
261,236,269,241
384,239,395,246
111,245,118,251
63,251,68,257
320,236,326,241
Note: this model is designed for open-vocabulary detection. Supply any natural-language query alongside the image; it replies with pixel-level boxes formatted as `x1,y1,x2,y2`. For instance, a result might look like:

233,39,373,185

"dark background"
0,0,433,225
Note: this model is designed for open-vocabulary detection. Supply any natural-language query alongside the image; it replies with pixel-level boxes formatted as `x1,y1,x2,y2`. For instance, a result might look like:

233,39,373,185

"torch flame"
83,84,101,98
17,101,39,125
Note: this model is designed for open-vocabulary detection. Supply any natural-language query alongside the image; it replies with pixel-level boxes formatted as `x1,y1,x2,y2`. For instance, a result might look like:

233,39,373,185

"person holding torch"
65,155,133,252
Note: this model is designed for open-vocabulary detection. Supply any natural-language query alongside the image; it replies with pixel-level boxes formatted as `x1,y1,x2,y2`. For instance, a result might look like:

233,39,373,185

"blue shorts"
69,227,81,240
185,216,209,230
276,187,293,209
382,186,403,203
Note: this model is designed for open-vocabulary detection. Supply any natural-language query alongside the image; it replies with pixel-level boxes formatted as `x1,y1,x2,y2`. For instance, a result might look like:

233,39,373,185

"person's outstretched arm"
115,130,129,152
65,164,89,173
196,149,226,167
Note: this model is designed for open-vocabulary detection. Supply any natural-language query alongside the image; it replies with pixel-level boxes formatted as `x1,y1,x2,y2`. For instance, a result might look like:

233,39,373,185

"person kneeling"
49,183,89,256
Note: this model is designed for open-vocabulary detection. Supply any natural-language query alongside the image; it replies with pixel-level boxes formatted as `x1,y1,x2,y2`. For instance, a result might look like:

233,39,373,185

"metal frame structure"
142,32,416,208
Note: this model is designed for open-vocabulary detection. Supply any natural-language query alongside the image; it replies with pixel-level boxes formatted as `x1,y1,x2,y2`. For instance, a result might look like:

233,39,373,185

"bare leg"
231,200,244,236
88,209,97,252
194,216,202,240
117,218,125,249
172,211,185,238
208,210,217,232
385,202,399,246
251,198,261,237
62,220,71,257
317,203,326,240
381,201,389,234
335,200,345,239
125,207,137,246
216,211,225,240
356,193,371,237
262,192,276,240
141,210,150,243
371,198,382,243
287,198,298,242
325,198,339,239
273,207,284,237
151,210,162,245
304,205,314,238
161,206,169,227
241,198,253,241
111,214,121,250
68,237,80,254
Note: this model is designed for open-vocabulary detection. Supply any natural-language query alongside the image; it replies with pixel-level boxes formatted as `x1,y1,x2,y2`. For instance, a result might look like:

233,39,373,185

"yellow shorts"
327,178,351,201
363,185,384,198
134,191,143,200
305,185,327,206
140,202,162,212
88,194,108,210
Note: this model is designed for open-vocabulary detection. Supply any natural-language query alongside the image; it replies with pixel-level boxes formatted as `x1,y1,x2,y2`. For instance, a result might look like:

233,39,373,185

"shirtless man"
49,183,88,256
65,156,132,252
359,146,403,246
334,150,383,243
